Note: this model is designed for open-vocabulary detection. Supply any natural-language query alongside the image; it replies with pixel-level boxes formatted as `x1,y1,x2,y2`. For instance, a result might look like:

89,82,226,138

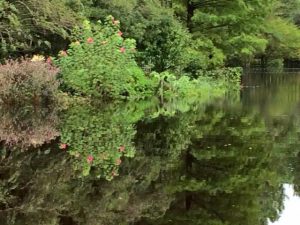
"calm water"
1,71,300,225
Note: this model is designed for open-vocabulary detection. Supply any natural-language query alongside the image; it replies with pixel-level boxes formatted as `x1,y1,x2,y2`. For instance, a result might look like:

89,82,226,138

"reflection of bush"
0,100,175,225
0,149,173,225
60,103,136,180
0,106,59,149
0,99,295,225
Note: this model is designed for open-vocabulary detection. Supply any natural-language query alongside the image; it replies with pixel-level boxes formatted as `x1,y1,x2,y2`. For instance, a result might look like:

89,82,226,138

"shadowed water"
1,71,300,225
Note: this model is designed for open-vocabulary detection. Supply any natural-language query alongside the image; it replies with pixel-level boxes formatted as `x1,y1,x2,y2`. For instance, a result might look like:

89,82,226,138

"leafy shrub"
0,58,59,105
138,16,191,73
57,17,155,100
197,67,242,88
267,58,284,70
72,0,184,73
135,16,226,76
182,38,225,75
152,71,229,103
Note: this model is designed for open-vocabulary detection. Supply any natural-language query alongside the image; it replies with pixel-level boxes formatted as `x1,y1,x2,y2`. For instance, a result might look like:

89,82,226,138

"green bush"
57,17,155,100
267,58,284,70
0,58,59,105
197,67,242,88
0,0,79,59
138,16,191,74
182,38,225,75
152,71,230,103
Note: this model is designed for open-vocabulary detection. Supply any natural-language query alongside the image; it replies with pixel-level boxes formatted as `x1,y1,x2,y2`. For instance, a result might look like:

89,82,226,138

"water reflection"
0,71,300,224
135,102,289,225
59,102,137,179
0,105,59,149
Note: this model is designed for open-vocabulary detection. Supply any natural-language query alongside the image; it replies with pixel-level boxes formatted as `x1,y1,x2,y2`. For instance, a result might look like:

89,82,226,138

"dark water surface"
1,71,300,225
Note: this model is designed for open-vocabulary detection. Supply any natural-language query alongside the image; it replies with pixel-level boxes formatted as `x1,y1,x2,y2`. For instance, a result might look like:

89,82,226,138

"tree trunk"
187,1,195,32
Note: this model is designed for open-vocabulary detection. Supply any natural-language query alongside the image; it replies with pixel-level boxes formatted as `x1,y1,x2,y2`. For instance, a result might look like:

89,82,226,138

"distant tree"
0,0,79,59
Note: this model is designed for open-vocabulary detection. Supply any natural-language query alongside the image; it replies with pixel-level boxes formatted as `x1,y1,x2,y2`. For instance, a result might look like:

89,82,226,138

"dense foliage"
0,85,299,224
0,0,79,58
0,58,59,105
59,102,136,179
0,0,299,102
1,0,300,69
57,17,154,100
1,2,300,225
68,0,300,69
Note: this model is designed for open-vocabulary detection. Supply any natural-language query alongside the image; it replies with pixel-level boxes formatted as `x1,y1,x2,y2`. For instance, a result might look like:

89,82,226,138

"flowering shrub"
0,58,59,105
57,16,154,100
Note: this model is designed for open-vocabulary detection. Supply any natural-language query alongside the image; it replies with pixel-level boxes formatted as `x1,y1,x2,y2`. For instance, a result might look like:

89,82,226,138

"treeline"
1,0,300,70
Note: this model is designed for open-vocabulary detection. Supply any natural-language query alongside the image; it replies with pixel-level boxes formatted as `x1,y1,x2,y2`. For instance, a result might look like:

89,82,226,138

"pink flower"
113,20,120,25
87,155,94,164
46,57,52,64
120,47,125,53
117,31,123,36
115,158,122,165
59,143,67,150
118,145,125,152
87,37,94,44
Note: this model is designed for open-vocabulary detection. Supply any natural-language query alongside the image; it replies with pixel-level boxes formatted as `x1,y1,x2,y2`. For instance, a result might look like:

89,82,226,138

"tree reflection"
135,102,298,225
0,95,299,225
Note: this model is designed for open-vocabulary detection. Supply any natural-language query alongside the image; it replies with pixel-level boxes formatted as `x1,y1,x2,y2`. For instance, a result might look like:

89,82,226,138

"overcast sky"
269,184,300,225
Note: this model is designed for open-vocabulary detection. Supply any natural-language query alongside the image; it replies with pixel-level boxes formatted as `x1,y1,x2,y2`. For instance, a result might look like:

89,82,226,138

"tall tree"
0,0,79,58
